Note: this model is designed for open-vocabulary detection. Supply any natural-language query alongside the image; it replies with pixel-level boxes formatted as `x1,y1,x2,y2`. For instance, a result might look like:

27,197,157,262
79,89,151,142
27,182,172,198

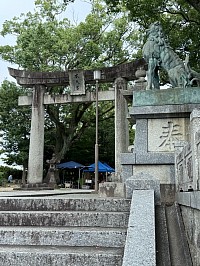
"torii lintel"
8,59,146,87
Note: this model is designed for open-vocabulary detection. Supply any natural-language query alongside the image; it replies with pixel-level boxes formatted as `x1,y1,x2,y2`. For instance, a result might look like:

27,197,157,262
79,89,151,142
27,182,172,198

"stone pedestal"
121,87,200,203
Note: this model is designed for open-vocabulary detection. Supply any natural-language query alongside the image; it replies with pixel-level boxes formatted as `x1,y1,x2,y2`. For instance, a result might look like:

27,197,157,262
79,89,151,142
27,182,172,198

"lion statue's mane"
143,22,200,90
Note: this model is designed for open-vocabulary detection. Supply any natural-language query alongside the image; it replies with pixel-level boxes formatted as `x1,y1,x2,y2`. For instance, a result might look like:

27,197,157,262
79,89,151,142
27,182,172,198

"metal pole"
78,168,80,189
95,79,99,192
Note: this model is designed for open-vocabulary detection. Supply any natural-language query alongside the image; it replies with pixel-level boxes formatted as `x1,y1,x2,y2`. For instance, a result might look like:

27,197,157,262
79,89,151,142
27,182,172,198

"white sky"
0,0,91,83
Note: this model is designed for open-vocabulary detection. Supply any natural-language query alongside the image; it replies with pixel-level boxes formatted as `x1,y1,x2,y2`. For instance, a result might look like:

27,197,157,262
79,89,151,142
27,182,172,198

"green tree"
67,105,115,166
0,81,30,179
105,0,200,16
105,0,200,70
0,0,138,166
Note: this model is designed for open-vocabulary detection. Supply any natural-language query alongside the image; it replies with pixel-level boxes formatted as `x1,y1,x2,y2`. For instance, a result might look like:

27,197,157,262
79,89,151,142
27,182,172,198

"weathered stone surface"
9,59,146,87
0,246,123,266
160,184,175,204
0,197,131,212
177,204,199,266
27,85,45,184
176,191,200,210
0,211,129,227
14,183,54,191
175,109,200,192
125,176,160,205
123,190,156,266
133,87,200,107
136,153,175,164
165,203,192,266
114,78,129,179
155,205,171,265
134,119,148,153
176,192,200,265
0,195,130,266
129,104,200,119
190,109,200,191
121,164,133,183
0,227,126,247
120,152,174,165
18,90,115,106
99,182,125,198
133,165,175,184
120,153,136,165
175,143,193,192
133,116,190,154
148,118,189,152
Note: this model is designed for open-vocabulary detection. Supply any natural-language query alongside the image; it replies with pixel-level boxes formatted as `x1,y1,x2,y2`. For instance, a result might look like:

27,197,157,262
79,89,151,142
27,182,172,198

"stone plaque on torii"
8,58,145,187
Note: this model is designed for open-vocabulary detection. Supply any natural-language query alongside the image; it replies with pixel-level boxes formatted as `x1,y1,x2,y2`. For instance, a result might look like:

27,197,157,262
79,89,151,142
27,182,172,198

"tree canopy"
0,81,30,168
105,0,200,70
0,0,138,168
105,0,200,15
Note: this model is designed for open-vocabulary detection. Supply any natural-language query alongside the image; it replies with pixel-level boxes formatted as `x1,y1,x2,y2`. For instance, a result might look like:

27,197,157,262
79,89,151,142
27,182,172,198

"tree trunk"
22,160,28,184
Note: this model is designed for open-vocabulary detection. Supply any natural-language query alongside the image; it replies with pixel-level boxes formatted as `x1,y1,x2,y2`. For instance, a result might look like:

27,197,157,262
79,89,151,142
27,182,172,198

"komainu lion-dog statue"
143,21,200,90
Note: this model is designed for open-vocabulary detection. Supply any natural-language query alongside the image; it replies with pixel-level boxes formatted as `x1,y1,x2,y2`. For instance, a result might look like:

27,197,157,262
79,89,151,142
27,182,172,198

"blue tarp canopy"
83,161,115,173
56,161,84,169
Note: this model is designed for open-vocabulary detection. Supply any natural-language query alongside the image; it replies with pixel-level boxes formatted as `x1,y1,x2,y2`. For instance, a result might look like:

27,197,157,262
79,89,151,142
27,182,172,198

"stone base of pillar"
99,182,125,198
14,183,54,191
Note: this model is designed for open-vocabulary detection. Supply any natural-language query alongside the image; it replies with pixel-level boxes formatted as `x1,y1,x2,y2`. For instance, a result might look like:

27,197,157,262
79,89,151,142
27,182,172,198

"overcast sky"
0,0,91,83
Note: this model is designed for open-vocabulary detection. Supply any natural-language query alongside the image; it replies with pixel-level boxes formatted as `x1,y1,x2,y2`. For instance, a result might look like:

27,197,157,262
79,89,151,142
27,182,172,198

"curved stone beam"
8,59,146,87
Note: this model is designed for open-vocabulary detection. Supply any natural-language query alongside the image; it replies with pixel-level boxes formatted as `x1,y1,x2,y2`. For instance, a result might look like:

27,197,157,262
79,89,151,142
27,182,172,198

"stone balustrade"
175,109,200,192
175,143,193,191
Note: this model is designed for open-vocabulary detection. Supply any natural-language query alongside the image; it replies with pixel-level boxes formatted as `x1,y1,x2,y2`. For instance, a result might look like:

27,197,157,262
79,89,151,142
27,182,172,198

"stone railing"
175,143,193,191
122,190,156,266
175,109,200,192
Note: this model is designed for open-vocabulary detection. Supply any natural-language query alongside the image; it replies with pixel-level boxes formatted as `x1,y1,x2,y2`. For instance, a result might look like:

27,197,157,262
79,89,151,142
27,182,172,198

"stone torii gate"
9,59,145,186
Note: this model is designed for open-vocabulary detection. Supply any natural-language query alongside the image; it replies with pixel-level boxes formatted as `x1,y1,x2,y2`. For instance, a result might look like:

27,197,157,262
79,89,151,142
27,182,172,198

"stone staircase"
0,195,130,266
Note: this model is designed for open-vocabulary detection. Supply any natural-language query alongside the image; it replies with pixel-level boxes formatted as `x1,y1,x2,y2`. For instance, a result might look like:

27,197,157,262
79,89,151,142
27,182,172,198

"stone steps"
0,226,126,247
0,196,130,266
0,210,129,227
0,197,130,212
0,245,123,266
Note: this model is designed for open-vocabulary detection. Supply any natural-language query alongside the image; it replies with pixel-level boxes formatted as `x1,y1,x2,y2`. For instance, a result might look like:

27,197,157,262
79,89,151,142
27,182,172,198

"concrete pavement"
0,185,95,198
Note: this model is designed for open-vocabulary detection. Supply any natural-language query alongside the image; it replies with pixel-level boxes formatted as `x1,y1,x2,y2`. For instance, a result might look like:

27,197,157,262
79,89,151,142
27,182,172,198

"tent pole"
78,168,80,189
94,77,99,192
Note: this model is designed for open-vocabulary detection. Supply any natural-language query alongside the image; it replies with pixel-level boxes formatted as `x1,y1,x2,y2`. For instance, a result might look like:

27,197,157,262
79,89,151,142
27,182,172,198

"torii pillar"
114,77,129,181
27,85,45,184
